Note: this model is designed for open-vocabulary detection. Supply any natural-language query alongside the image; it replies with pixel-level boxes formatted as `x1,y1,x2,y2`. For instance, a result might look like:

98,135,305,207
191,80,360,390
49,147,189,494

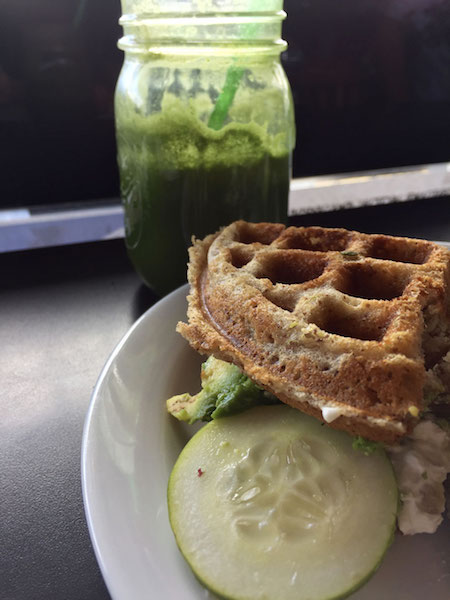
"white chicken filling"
388,420,450,535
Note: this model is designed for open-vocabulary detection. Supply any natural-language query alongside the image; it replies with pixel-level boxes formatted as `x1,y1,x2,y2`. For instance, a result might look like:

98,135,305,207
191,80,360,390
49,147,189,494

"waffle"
177,221,450,444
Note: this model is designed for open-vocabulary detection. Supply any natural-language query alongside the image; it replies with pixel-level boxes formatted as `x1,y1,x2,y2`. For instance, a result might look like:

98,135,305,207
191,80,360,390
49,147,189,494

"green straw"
207,0,276,130
207,65,244,130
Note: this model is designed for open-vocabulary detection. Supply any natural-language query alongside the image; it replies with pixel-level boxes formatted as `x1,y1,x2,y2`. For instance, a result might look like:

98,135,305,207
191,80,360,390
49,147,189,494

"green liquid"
116,99,291,296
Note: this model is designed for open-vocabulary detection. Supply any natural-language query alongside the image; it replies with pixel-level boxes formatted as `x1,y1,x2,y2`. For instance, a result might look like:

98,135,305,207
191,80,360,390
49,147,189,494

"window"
0,0,449,212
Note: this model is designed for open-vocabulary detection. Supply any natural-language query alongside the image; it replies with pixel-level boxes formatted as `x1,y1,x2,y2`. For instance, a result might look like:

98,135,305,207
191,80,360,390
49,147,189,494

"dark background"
0,0,449,209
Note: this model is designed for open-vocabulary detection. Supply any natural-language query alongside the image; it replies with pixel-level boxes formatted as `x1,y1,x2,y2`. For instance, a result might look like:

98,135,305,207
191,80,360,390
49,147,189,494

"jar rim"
119,10,286,24
120,0,286,14
118,11,287,52
117,38,287,56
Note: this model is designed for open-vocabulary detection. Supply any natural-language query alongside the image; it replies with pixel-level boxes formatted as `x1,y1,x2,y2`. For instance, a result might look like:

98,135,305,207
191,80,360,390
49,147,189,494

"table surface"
2,197,450,600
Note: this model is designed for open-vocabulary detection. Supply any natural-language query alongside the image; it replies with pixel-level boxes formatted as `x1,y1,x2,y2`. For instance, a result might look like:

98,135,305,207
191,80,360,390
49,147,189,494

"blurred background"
0,0,449,210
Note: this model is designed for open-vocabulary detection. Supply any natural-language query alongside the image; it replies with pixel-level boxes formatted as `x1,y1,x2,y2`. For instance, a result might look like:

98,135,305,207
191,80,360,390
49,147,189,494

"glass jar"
115,0,295,296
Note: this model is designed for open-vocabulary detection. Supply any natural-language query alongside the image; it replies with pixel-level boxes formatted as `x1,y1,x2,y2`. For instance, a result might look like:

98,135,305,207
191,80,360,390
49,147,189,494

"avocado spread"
167,356,279,424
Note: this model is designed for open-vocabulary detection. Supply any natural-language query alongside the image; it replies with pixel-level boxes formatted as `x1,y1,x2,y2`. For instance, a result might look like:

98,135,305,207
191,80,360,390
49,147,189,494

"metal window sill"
1,162,449,253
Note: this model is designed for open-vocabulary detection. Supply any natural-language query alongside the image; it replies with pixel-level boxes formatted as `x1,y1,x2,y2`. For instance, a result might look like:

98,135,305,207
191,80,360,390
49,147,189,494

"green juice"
116,97,291,295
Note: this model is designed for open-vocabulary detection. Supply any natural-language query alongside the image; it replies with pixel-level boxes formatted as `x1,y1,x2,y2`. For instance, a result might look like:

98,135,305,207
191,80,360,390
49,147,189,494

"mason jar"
115,0,296,295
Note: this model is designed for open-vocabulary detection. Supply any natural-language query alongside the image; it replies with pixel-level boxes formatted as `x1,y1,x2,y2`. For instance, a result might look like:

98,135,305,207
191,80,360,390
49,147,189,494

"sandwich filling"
167,356,450,535
171,222,450,535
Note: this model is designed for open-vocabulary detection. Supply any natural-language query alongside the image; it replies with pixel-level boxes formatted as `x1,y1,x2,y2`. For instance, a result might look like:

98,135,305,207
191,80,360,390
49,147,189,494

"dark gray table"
2,197,449,600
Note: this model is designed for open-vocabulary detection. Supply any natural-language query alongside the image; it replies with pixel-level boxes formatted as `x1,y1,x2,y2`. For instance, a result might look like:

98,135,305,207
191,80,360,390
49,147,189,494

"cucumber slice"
168,405,398,600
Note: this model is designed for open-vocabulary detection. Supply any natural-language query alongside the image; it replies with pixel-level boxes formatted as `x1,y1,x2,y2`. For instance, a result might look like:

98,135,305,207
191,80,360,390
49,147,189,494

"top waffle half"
177,221,450,443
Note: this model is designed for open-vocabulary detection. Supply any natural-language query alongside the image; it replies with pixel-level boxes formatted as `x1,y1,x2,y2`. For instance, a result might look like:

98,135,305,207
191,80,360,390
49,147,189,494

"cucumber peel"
168,405,398,600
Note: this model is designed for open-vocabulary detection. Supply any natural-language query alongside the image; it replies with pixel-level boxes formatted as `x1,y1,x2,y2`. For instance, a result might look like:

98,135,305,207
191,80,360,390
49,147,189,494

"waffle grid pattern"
224,223,437,351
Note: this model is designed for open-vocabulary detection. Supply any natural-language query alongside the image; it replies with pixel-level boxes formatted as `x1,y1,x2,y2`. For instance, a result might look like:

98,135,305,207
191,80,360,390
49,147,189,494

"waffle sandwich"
177,221,450,444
